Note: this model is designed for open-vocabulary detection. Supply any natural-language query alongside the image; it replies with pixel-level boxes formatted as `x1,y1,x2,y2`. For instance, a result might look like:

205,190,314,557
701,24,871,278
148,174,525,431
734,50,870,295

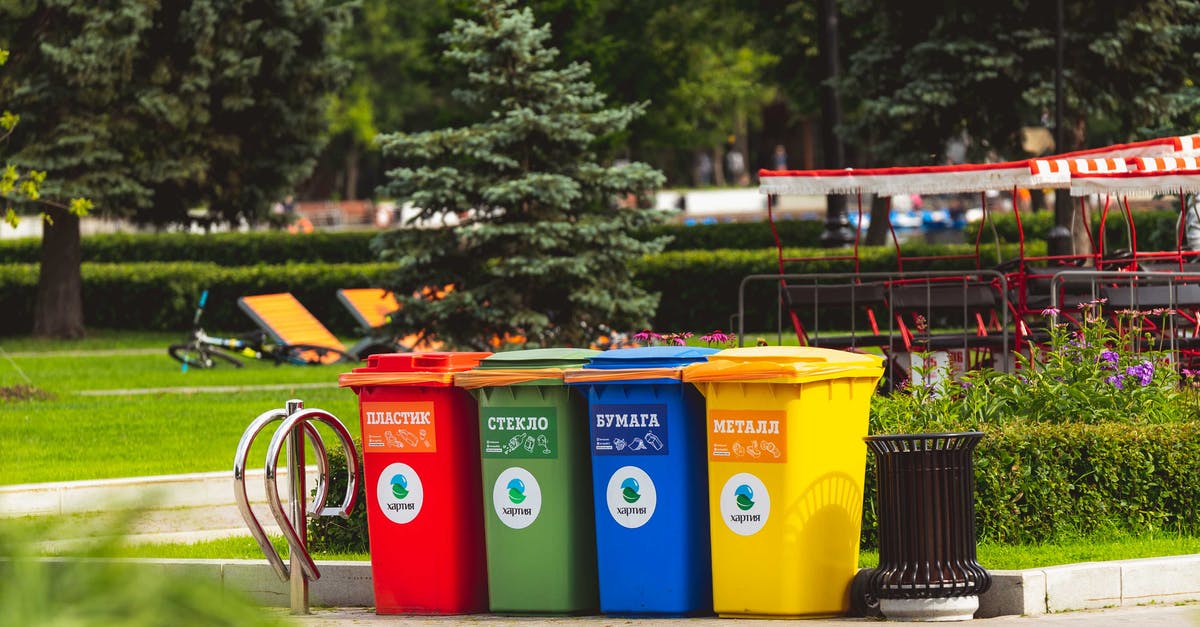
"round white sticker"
719,472,770,536
492,467,541,529
606,465,657,529
376,462,423,525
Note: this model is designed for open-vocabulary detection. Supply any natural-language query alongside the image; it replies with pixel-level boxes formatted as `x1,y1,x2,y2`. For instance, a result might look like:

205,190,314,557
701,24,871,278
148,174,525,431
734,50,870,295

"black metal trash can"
864,432,990,621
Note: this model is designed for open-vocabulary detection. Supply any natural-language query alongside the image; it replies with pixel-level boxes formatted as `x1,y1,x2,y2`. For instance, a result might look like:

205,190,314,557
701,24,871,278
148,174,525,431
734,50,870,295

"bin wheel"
849,568,882,618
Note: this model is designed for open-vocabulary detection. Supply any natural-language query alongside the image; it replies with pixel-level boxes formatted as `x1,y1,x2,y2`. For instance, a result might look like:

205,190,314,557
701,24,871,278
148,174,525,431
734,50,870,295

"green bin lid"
477,347,601,370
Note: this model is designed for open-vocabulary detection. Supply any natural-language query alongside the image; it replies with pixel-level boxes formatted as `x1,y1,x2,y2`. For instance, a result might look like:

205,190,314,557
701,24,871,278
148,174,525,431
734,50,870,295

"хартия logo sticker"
720,472,769,535
493,467,541,529
377,462,423,525
606,466,656,529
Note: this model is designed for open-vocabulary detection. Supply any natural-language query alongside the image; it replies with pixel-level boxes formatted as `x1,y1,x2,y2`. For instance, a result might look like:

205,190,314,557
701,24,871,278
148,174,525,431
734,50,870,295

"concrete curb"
32,558,374,609
0,468,319,517
20,556,1200,615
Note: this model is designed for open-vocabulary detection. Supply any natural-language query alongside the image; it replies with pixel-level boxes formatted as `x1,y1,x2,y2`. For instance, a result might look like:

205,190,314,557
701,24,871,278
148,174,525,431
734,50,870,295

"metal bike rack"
233,399,361,614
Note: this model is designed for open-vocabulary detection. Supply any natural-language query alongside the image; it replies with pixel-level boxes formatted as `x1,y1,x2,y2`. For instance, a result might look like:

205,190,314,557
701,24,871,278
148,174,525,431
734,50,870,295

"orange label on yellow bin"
709,409,787,463
361,401,437,453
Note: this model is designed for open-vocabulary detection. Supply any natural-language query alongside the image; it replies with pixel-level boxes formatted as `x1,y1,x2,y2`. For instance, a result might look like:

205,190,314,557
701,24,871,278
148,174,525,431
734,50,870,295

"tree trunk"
32,208,85,339
865,194,891,246
712,145,726,186
343,142,360,201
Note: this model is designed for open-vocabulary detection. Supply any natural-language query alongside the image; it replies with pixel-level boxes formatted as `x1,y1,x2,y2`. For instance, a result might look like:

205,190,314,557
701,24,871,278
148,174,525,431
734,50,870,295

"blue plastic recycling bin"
564,346,717,615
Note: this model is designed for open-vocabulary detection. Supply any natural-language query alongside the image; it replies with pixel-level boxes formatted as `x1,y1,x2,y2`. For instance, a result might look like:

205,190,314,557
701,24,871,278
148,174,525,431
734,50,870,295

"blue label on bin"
592,404,668,456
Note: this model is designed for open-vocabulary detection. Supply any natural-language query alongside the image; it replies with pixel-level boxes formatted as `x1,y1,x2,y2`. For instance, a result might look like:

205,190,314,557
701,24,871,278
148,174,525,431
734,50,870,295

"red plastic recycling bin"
339,351,492,614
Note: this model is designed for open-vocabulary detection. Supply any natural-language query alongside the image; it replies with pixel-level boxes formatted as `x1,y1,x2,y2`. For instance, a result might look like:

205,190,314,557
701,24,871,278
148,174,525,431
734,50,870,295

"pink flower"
700,330,730,345
632,329,661,343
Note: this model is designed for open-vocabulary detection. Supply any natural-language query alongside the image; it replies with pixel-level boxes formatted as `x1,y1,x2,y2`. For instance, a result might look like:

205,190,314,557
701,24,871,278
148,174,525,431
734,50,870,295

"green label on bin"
481,407,558,458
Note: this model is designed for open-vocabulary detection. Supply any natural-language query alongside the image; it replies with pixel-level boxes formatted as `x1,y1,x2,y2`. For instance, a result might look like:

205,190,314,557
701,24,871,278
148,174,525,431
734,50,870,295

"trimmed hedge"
0,243,1037,335
639,242,1039,331
0,209,1182,266
860,421,1200,547
0,220,829,265
0,262,394,335
0,231,382,266
0,242,1040,335
965,208,1185,252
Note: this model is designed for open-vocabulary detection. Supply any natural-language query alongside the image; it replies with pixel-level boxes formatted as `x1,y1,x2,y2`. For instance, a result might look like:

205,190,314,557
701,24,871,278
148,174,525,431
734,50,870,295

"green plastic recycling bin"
455,348,601,614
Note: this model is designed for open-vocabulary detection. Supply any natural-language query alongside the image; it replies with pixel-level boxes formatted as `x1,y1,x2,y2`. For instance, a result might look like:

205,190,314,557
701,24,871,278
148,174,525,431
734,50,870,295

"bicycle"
168,291,356,370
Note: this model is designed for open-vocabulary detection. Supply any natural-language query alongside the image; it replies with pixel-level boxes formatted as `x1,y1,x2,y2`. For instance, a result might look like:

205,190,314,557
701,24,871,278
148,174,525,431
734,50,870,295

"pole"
1047,0,1072,257
286,398,309,614
817,0,854,247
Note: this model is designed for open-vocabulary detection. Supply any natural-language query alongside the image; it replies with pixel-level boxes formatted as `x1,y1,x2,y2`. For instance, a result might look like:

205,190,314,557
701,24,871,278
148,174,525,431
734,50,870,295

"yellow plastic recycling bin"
682,346,884,618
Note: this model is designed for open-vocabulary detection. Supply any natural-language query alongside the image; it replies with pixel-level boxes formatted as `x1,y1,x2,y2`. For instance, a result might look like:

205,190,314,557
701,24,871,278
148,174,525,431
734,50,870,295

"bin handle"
562,367,683,383
338,372,456,387
454,368,568,389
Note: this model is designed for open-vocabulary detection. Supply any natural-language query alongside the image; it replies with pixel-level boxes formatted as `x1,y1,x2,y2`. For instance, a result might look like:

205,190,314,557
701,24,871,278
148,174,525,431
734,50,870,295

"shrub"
863,302,1200,546
307,437,369,554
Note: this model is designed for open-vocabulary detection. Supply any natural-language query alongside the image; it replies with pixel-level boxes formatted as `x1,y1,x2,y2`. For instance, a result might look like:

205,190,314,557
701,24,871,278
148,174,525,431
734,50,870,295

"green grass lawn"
0,330,360,485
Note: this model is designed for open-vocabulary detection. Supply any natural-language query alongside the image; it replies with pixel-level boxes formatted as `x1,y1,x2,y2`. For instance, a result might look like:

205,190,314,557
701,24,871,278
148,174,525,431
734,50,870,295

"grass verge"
0,329,362,485
32,531,1200,572
858,531,1200,570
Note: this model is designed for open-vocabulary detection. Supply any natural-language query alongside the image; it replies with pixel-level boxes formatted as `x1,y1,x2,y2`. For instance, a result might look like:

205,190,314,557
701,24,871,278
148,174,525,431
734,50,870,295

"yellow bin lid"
681,346,884,384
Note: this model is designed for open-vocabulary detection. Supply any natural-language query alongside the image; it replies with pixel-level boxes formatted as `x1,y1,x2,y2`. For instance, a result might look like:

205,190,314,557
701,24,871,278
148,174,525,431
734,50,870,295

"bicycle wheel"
278,343,357,366
168,343,244,369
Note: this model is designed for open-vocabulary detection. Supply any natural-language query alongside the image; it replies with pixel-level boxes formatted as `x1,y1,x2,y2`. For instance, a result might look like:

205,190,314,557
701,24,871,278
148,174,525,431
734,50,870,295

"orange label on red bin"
708,409,786,463
361,401,437,453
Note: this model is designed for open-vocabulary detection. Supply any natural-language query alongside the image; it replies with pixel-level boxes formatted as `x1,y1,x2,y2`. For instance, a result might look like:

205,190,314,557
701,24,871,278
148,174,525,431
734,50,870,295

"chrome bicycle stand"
233,399,361,614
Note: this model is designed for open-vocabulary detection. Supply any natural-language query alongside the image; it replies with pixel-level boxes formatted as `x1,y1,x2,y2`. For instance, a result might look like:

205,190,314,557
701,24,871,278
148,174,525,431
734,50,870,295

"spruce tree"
375,0,667,350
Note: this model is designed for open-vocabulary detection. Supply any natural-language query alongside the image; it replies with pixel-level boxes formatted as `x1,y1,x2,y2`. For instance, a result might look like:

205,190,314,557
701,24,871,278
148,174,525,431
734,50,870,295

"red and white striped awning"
757,160,1058,196
1071,169,1200,197
1029,157,1129,179
759,134,1200,197
1127,155,1200,172
1069,152,1200,196
1054,134,1200,159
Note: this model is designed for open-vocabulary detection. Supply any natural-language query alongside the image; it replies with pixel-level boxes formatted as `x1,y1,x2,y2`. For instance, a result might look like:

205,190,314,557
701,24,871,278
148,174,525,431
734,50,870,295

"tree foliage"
375,0,667,349
0,0,350,337
838,0,1200,165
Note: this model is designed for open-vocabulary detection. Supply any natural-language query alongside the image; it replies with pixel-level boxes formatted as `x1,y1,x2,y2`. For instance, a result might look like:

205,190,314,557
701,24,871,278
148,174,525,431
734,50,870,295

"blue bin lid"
585,345,718,370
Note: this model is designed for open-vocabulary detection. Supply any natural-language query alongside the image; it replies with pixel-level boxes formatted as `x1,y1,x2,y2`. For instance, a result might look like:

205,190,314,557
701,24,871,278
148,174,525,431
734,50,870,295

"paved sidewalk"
286,603,1200,626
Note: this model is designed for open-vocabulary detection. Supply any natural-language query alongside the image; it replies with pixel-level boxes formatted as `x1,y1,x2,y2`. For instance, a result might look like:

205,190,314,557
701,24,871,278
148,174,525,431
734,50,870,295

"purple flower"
1040,307,1060,317
1098,350,1119,369
1107,374,1124,389
700,330,730,345
1126,361,1155,386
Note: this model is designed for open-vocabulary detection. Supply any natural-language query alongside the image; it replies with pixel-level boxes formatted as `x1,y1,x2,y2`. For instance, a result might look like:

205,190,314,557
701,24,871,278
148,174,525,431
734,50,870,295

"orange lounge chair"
237,293,354,364
336,288,442,356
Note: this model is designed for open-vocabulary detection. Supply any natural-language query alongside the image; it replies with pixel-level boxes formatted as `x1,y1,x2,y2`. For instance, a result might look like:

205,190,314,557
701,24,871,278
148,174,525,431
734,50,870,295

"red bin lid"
339,351,493,388
357,351,492,373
